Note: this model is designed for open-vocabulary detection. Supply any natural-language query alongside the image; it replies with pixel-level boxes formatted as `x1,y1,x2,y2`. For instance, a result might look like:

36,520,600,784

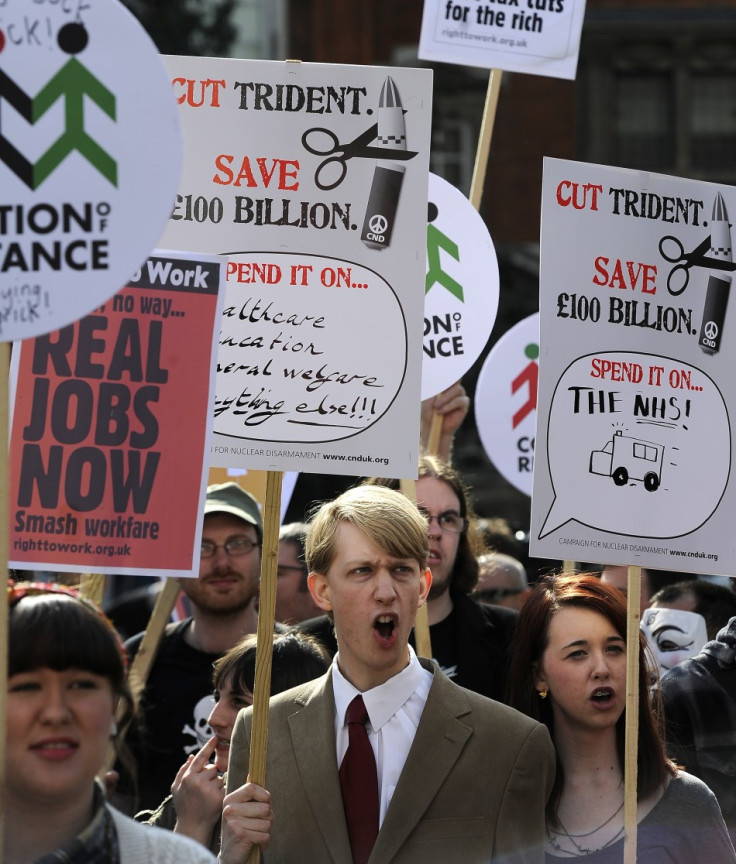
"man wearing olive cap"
121,482,263,813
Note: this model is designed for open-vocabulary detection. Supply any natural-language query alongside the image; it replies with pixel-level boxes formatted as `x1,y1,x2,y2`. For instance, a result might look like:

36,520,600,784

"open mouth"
374,615,396,640
591,687,614,703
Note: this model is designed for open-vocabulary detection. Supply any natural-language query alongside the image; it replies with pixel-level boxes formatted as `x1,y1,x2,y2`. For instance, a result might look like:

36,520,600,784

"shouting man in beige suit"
220,484,555,864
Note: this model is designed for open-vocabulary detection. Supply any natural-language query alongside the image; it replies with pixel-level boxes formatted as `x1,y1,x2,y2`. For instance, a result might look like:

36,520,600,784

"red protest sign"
8,251,224,576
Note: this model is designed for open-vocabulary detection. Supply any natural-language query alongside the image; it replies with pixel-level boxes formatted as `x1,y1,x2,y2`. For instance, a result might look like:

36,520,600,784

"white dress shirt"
332,646,433,826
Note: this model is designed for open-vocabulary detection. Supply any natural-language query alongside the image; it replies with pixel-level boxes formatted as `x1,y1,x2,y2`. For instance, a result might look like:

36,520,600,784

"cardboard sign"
531,158,736,575
418,0,587,79
0,0,182,340
476,313,539,496
8,250,224,577
422,173,499,399
160,57,433,479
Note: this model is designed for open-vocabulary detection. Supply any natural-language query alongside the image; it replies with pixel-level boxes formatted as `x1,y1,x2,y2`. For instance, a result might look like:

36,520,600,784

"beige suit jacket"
227,659,555,864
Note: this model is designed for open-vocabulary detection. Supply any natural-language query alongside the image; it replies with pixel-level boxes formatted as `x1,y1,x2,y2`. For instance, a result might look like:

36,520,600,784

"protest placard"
475,312,539,496
8,250,225,577
423,173,499,399
0,0,181,340
531,158,736,576
159,57,432,480
418,0,587,79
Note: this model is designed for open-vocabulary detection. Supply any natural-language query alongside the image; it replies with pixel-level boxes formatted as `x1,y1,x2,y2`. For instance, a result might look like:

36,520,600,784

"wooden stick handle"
424,71,503,457
469,69,503,212
426,410,443,456
246,470,283,864
80,573,106,607
623,565,641,864
104,577,181,771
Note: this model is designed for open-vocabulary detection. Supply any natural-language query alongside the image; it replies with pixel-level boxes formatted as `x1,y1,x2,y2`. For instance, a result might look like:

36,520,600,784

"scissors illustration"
658,234,736,296
301,124,417,191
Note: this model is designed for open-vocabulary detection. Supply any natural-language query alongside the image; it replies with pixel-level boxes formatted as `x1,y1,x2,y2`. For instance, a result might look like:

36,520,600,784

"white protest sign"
531,158,736,575
160,58,432,479
423,173,499,399
476,313,539,496
418,0,587,80
0,0,182,340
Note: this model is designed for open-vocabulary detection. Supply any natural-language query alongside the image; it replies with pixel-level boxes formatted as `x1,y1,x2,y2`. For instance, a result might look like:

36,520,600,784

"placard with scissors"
159,57,433,479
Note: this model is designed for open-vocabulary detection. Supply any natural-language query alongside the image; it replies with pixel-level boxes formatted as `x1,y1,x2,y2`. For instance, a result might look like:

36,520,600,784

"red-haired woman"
507,572,734,863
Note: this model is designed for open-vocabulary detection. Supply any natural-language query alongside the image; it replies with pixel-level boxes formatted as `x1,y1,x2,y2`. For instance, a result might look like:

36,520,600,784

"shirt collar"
333,645,425,732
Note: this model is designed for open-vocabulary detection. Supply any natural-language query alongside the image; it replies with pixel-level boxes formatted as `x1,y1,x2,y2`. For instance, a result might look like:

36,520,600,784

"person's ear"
308,571,332,612
533,662,549,693
418,568,432,607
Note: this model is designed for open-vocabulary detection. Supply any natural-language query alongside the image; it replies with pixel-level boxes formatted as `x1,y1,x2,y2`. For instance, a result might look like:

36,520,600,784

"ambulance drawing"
589,430,664,492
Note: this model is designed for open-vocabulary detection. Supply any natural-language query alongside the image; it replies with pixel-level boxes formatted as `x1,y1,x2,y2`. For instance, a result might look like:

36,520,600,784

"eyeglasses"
200,536,258,558
417,507,468,534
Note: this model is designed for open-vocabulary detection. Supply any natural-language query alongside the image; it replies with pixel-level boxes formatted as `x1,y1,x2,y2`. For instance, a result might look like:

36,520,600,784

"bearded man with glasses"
117,482,265,815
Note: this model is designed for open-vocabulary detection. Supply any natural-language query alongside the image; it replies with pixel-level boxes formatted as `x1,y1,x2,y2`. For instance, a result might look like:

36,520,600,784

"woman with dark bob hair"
507,572,734,863
6,582,216,864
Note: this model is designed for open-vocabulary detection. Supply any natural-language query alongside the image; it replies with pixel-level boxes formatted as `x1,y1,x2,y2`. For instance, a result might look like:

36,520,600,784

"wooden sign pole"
80,573,106,607
104,576,181,771
427,68,503,443
246,470,282,864
623,564,641,864
469,69,503,212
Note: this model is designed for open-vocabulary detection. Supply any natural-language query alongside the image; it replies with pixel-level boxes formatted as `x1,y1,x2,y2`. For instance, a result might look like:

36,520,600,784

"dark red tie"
339,695,379,864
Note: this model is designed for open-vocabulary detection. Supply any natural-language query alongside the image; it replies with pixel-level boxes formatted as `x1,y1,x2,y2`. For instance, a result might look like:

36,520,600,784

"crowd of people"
7,384,736,862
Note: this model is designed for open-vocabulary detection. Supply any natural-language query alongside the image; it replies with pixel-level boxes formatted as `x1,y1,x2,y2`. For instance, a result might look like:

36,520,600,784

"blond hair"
307,485,428,575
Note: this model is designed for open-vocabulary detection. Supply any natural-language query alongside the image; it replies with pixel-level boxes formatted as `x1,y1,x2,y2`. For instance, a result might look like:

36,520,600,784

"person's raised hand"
420,381,470,459
171,736,224,844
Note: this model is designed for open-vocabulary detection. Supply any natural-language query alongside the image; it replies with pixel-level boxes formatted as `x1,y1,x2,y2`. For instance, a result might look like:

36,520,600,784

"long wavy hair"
507,572,676,825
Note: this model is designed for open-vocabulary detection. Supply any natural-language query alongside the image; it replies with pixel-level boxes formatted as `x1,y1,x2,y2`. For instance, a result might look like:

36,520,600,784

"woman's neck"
4,788,96,864
554,722,620,781
551,724,625,837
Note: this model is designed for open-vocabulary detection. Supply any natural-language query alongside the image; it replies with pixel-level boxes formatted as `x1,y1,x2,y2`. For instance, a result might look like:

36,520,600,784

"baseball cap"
204,482,263,542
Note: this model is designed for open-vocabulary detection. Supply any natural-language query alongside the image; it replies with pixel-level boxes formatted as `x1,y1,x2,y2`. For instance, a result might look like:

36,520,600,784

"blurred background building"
125,0,736,569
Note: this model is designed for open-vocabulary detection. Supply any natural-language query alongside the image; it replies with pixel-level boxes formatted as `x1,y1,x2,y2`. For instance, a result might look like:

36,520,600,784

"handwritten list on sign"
160,57,432,478
215,252,406,448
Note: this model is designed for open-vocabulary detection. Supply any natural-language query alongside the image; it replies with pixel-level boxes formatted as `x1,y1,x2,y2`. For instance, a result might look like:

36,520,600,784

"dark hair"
645,569,691,596
9,589,135,759
650,579,736,641
213,629,330,697
507,573,676,826
364,452,485,594
279,522,309,591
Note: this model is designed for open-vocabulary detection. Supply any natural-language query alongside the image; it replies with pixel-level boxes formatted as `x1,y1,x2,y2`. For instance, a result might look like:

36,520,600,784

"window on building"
580,27,736,184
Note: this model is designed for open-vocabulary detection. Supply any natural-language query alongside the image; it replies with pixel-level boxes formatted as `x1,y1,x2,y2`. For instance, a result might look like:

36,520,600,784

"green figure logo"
0,22,117,189
425,202,464,302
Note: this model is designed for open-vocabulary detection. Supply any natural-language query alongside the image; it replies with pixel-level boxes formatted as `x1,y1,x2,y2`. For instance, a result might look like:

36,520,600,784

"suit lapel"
289,671,352,864
369,663,472,863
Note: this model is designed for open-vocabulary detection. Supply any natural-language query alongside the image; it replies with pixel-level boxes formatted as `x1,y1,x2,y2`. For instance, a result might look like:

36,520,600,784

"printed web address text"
558,536,718,563
441,28,528,48
213,446,389,466
13,537,132,557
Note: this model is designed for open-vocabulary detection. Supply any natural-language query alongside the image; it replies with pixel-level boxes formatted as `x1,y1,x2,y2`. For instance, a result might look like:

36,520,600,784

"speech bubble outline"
214,251,408,444
538,350,731,540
